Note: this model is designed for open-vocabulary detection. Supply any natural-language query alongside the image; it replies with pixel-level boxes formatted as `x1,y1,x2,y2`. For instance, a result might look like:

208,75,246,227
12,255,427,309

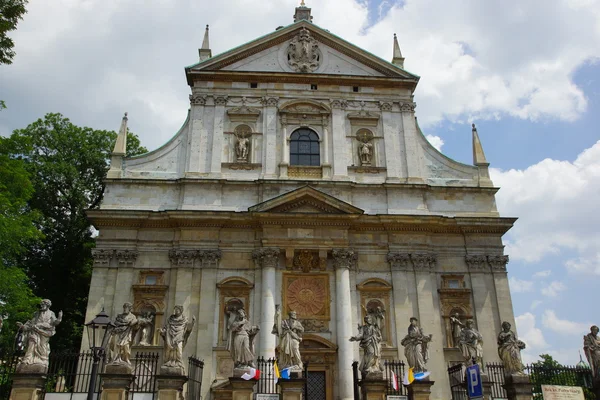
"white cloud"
533,270,552,278
541,310,591,336
541,281,567,297
1,0,599,148
530,300,542,310
515,312,549,364
425,135,444,152
509,277,534,293
491,140,600,274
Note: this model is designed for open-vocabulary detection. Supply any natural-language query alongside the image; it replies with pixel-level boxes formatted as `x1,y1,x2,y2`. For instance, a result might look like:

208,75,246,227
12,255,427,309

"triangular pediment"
186,21,418,80
248,186,364,214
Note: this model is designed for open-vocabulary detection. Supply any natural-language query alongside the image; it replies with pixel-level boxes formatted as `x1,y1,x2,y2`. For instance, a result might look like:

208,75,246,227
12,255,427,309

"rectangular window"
250,82,258,88
353,86,359,92
311,84,318,90
144,275,157,285
447,279,460,289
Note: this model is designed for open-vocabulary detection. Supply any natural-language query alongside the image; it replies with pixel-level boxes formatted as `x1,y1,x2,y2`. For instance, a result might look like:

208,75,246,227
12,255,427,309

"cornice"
86,209,516,235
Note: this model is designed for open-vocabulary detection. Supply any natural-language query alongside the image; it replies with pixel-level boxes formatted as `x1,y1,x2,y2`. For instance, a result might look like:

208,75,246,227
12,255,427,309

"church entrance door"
299,335,337,400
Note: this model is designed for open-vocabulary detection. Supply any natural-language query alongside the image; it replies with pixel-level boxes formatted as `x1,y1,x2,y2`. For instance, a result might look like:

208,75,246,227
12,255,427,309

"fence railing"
45,351,106,394
383,360,407,396
447,362,596,400
187,356,204,400
256,357,277,394
131,352,159,394
0,352,20,400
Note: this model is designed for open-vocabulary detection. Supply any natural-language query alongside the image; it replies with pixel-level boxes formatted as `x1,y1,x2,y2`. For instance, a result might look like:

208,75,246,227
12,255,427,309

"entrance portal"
299,335,337,400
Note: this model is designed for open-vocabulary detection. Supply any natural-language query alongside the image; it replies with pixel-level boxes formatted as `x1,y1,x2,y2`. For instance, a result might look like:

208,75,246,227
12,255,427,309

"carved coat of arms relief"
287,27,321,73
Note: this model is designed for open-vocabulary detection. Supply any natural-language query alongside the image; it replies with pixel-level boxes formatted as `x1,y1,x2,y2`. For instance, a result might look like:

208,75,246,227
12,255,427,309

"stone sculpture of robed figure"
272,305,304,371
584,325,600,380
401,317,432,373
497,321,526,375
226,308,259,372
107,302,137,373
350,315,383,379
160,305,195,375
16,299,62,373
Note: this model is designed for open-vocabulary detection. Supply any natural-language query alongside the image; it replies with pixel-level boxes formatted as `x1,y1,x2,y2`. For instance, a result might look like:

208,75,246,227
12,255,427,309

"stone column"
330,100,348,180
387,252,416,359
379,101,403,182
278,378,304,400
321,116,332,179
262,97,279,179
187,94,207,175
252,248,280,359
502,374,533,400
156,375,188,400
99,373,135,400
407,379,435,400
488,255,516,325
279,121,289,178
112,250,138,318
399,102,424,183
332,248,357,400
210,96,228,176
9,373,46,400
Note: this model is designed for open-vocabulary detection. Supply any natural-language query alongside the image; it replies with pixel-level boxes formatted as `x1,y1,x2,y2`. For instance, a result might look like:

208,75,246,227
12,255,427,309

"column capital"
411,253,437,271
399,102,416,113
115,249,138,266
261,96,279,107
169,249,196,267
331,248,357,270
214,96,229,106
189,94,206,106
92,249,114,266
488,255,509,272
252,248,280,268
387,252,411,271
330,99,348,109
198,249,222,268
465,254,488,272
378,101,393,111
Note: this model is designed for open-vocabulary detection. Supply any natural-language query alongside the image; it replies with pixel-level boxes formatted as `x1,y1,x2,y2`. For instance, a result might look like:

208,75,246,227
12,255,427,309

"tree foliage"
1,113,146,351
0,0,28,65
529,354,594,399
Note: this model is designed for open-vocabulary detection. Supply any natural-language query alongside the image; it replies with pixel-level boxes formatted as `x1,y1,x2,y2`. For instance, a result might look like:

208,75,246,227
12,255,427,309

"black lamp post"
84,308,113,400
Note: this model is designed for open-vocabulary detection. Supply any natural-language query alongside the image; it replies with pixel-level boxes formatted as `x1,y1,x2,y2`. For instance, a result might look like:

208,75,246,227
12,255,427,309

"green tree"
3,113,146,350
529,354,594,399
0,0,28,65
0,141,41,350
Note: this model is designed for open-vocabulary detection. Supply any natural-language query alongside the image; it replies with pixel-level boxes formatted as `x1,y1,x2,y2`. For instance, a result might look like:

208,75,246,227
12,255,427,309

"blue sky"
0,0,598,366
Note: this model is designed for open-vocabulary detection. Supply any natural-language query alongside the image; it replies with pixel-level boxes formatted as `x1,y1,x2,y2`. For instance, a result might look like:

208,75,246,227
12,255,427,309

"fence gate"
305,371,326,400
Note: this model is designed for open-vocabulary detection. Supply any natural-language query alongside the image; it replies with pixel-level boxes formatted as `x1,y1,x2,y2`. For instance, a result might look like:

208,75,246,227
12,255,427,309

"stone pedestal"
480,373,493,400
99,373,135,400
503,374,533,400
359,378,387,400
407,379,435,400
229,377,257,400
278,378,305,400
9,373,46,400
156,375,188,400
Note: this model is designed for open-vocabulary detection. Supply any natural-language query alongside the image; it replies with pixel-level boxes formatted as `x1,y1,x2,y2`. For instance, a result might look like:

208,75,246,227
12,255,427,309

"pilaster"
489,255,515,326
330,100,348,179
387,252,415,358
262,97,279,178
332,248,357,400
210,96,228,176
379,102,402,182
187,94,207,175
399,102,423,183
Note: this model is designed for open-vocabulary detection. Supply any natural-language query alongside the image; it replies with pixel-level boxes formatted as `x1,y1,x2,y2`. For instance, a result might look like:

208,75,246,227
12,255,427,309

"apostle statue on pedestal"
584,325,600,380
401,317,432,373
107,302,137,372
226,308,259,370
350,315,383,379
497,321,526,375
272,305,304,371
16,299,62,373
160,305,195,375
459,319,484,368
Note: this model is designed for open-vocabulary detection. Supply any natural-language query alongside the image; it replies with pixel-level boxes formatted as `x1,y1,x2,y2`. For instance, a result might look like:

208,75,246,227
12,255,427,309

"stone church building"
84,4,517,400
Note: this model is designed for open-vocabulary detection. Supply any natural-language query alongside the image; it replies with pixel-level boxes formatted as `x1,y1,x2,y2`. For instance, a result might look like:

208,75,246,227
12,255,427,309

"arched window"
290,128,320,166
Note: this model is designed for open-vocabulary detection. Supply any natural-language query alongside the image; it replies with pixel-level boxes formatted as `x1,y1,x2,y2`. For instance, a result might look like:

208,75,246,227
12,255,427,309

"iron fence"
0,352,20,400
525,363,595,400
44,351,106,394
131,352,159,394
187,356,204,400
486,362,508,399
447,362,467,400
256,357,277,394
383,360,408,396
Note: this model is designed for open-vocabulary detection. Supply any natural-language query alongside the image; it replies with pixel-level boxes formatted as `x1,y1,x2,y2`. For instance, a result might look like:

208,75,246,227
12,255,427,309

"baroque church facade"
84,4,517,400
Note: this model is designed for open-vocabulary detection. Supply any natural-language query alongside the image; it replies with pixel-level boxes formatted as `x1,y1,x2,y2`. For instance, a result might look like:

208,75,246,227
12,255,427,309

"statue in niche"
584,325,600,380
362,303,385,339
160,305,195,375
15,299,62,372
226,308,260,370
459,319,484,368
356,129,374,166
235,134,250,162
401,317,432,373
135,311,155,346
450,313,465,348
497,321,526,375
272,306,304,371
350,314,383,379
107,302,137,369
